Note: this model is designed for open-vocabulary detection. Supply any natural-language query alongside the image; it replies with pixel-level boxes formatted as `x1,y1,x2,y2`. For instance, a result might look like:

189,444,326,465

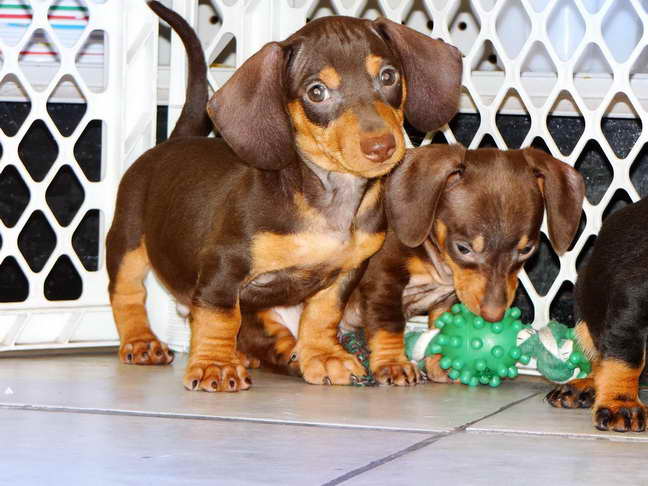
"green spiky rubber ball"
420,303,530,387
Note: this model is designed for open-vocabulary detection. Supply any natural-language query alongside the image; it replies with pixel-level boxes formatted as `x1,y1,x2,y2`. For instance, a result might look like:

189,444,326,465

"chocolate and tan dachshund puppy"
342,144,585,385
547,198,648,432
106,2,462,391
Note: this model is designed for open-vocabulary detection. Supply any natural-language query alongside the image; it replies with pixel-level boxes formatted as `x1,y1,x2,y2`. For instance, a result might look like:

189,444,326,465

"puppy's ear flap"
522,147,585,254
386,144,465,248
372,18,462,132
207,42,297,170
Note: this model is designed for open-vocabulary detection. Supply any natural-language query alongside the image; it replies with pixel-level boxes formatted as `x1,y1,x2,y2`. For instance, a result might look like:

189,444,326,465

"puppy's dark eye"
519,245,534,256
456,243,471,255
380,67,398,86
306,83,328,103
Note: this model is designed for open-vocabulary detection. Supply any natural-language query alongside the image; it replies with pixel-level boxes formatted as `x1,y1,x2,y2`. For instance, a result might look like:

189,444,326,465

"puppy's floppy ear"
386,144,465,248
372,18,462,132
522,147,585,254
207,42,297,170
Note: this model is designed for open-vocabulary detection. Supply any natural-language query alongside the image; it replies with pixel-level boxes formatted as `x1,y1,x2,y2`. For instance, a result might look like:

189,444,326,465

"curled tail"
147,1,211,138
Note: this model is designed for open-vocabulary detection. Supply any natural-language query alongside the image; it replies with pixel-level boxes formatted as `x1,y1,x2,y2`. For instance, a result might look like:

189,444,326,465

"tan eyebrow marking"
517,235,529,250
318,66,341,89
365,54,383,77
472,235,485,253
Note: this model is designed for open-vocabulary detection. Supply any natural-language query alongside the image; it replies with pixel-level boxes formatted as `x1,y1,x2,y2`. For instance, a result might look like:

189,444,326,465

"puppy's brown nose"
481,305,506,323
360,134,396,162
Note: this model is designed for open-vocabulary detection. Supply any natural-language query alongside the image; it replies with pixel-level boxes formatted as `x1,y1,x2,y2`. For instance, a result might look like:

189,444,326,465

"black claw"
156,350,163,357
595,408,612,430
141,351,149,360
289,352,297,363
323,376,332,385
191,379,199,390
245,377,252,385
229,379,237,389
350,374,359,384
126,353,133,363
211,380,219,390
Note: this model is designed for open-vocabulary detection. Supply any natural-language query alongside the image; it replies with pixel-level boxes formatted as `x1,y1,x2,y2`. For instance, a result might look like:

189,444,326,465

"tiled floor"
1,354,648,485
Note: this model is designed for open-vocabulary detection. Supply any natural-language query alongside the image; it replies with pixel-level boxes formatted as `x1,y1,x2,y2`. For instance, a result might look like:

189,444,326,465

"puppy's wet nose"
360,134,396,162
481,305,506,323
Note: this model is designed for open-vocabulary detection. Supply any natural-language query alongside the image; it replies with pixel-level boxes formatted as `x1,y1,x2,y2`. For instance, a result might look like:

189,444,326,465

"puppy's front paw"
546,378,595,409
372,358,420,386
120,338,174,365
594,399,647,432
183,359,251,392
299,347,365,385
424,355,458,384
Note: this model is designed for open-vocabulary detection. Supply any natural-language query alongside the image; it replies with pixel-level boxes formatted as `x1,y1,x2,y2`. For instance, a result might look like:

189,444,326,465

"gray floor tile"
0,408,428,486
468,390,648,441
341,431,648,486
0,354,546,432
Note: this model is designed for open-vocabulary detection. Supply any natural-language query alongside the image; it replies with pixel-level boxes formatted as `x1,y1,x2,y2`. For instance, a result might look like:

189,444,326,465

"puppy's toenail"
141,352,149,360
191,380,199,390
211,380,219,390
156,350,163,357
229,379,236,389
126,353,133,362
245,377,252,385
323,376,332,385
350,374,359,384
289,352,297,363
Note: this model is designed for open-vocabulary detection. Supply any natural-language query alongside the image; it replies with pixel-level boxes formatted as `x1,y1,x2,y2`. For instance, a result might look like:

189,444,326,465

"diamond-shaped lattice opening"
19,29,61,92
359,0,385,20
549,280,575,325
0,0,31,47
48,0,89,48
471,40,504,105
601,93,642,159
496,0,530,60
18,210,57,272
575,140,613,206
547,0,585,61
567,211,586,252
72,209,100,271
602,0,642,63
525,233,560,297
47,75,87,136
576,234,596,271
547,91,584,156
46,165,85,227
0,257,29,303
0,165,30,228
477,133,497,148
44,255,82,301
76,30,107,93
0,75,32,136
530,136,551,153
520,42,557,108
630,142,648,197
449,1,480,55
448,88,480,147
74,119,103,181
496,89,531,149
18,120,59,182
513,281,534,324
573,43,613,111
602,189,632,221
402,0,434,34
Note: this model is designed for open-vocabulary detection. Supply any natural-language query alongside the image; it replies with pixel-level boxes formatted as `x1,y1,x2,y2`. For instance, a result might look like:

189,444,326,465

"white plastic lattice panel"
0,0,161,352
160,0,648,356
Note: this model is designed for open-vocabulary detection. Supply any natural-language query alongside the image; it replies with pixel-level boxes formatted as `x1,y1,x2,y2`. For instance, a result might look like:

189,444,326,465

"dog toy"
404,303,591,387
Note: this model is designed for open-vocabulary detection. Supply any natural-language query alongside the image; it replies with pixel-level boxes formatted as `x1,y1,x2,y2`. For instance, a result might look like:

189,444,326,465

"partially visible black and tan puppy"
547,198,648,432
342,144,585,385
106,2,462,391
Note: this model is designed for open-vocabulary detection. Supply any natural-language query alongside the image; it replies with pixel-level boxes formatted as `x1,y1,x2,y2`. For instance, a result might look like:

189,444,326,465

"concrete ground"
1,353,647,485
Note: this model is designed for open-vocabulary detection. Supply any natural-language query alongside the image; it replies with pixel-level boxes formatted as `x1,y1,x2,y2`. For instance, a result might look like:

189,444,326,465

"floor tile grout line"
466,428,648,443
321,390,543,486
0,402,435,435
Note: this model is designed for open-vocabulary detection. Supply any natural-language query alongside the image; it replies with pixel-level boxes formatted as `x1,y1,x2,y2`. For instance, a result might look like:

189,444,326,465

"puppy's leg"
238,309,300,375
297,273,366,385
363,278,420,386
184,305,251,392
424,297,458,384
546,321,597,408
108,240,174,365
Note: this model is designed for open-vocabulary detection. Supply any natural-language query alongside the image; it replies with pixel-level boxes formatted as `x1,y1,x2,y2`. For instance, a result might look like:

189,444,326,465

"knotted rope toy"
404,303,591,387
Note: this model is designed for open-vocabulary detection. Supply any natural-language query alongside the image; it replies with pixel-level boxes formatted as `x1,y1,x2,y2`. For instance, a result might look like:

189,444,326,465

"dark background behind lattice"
1,102,646,327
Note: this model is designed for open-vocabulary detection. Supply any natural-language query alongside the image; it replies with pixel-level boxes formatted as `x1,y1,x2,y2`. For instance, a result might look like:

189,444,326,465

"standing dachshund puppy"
106,3,463,391
546,198,648,432
342,144,585,385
